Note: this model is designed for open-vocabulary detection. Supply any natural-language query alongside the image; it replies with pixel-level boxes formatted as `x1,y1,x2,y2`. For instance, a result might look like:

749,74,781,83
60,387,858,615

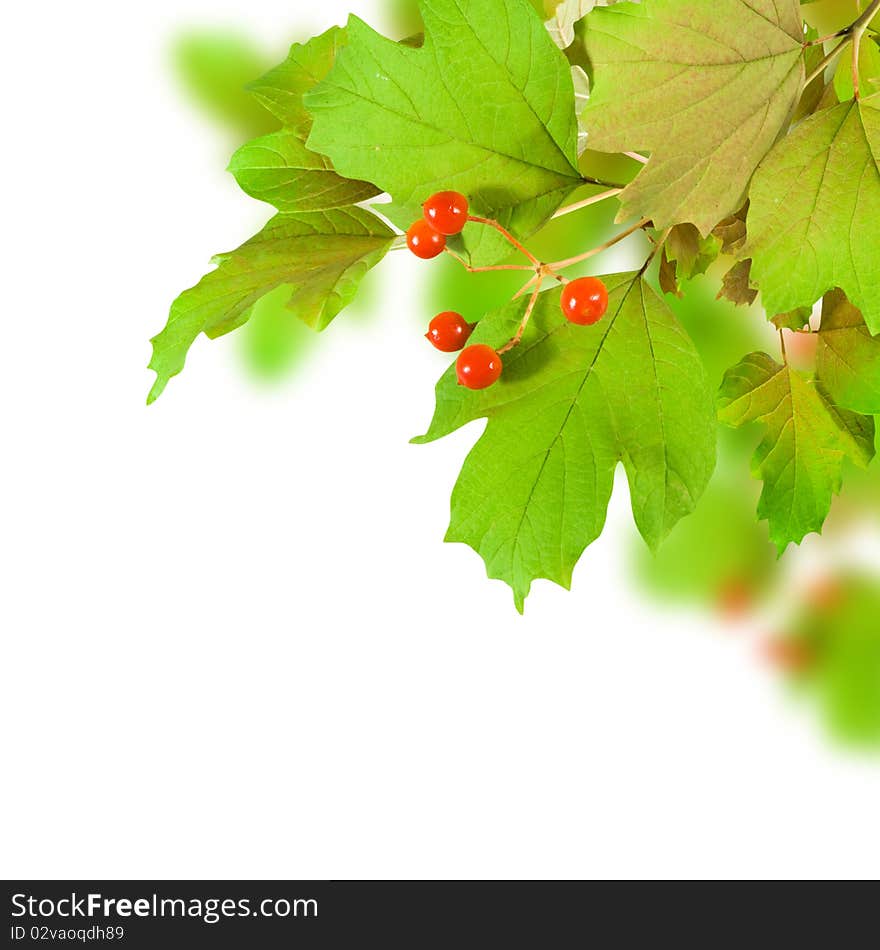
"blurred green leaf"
172,31,277,137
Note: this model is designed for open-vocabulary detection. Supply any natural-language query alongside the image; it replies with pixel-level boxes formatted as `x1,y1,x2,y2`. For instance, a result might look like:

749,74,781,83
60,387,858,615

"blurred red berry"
764,638,816,674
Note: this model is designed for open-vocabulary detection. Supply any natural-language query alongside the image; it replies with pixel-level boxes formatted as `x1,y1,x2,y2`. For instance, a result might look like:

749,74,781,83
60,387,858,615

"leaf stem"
443,247,533,272
547,217,652,271
622,151,649,164
552,188,623,219
804,37,853,88
644,227,672,269
851,0,880,98
498,283,542,354
466,216,540,264
802,0,880,93
804,0,880,46
851,0,880,37
583,174,627,189
779,329,788,364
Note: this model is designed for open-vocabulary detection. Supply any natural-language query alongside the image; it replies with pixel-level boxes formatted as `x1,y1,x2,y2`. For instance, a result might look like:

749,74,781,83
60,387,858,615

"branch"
804,38,852,88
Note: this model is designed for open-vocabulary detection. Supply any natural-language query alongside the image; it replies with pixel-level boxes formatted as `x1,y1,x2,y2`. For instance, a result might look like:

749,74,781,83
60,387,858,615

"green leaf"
148,208,393,403
665,223,719,280
304,0,583,265
415,272,716,610
718,352,875,551
832,37,880,103
816,289,880,414
171,31,277,138
580,0,805,234
745,94,880,332
248,26,348,138
770,307,812,331
228,130,379,211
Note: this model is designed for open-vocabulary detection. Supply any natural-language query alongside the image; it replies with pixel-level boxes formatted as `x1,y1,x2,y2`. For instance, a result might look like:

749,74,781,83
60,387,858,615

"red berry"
423,191,469,235
456,344,502,390
561,276,609,325
764,638,816,674
426,311,474,352
407,220,446,259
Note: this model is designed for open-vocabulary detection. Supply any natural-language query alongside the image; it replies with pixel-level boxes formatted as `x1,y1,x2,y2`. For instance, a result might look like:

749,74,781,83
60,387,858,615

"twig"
466,216,540,264
804,38,852,88
547,217,651,271
443,247,533,273
583,175,627,189
498,283,542,354
802,0,880,92
622,151,649,164
552,188,623,219
851,0,880,98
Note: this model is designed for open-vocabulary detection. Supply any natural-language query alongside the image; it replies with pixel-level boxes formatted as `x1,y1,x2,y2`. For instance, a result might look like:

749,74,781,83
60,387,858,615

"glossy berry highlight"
422,191,469,235
561,276,609,326
426,311,475,352
456,344,503,390
407,220,446,259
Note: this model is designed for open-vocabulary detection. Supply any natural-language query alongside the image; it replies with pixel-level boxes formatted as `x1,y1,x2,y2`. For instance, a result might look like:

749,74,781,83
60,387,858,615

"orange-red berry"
456,344,502,390
423,191,469,235
407,219,446,259
561,276,609,325
426,311,475,352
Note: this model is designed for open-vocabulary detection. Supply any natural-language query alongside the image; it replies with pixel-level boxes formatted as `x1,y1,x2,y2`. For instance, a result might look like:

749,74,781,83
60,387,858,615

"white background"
2,0,879,880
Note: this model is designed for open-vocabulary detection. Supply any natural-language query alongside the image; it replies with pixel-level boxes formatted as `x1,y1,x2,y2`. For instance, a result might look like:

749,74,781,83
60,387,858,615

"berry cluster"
408,192,610,390
406,191,469,258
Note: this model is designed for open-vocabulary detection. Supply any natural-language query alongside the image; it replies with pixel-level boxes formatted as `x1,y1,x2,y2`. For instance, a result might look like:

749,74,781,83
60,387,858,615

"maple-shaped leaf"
228,130,379,212
718,352,875,551
148,208,393,403
816,289,880,415
745,94,880,332
248,26,348,139
581,0,805,234
304,0,583,265
414,273,716,610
